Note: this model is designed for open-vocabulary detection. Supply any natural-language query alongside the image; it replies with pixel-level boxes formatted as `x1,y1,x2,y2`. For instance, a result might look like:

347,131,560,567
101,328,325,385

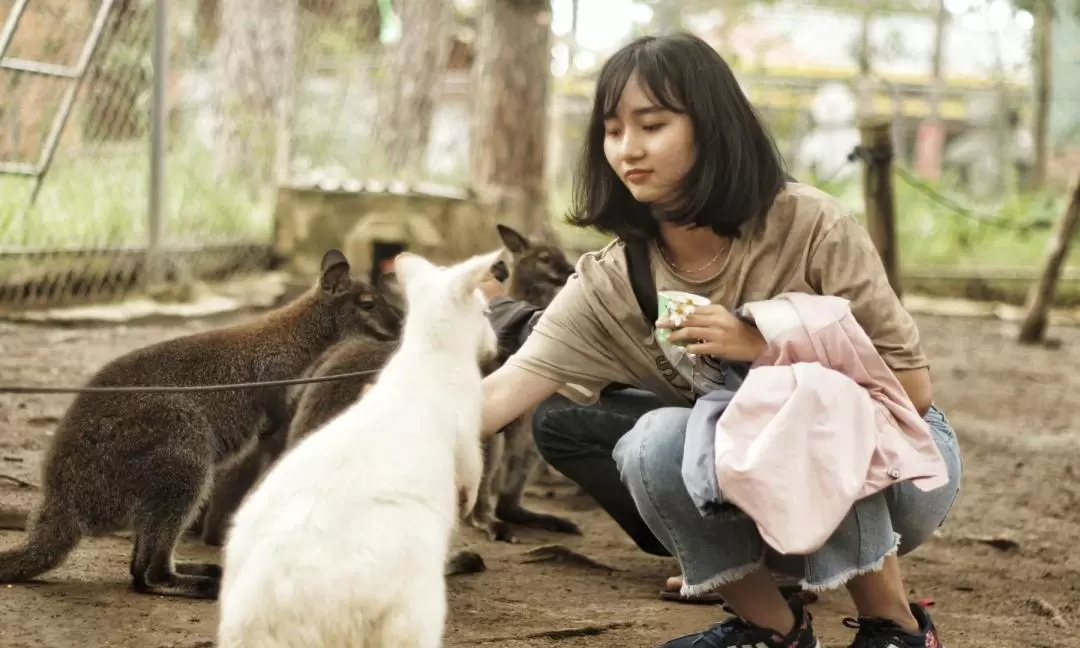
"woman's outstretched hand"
657,304,766,363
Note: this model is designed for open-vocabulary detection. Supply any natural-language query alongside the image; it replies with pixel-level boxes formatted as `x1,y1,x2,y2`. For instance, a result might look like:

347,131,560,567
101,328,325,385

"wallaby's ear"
320,249,351,295
496,224,530,255
392,251,435,288
453,248,506,296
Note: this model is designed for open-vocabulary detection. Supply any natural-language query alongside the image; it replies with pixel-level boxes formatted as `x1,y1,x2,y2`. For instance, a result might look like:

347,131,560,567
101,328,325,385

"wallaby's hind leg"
130,466,221,599
200,445,266,547
466,434,517,543
132,518,221,598
495,418,582,536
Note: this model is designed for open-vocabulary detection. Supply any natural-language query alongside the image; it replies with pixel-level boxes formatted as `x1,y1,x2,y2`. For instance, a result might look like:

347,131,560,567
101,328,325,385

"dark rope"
0,369,381,395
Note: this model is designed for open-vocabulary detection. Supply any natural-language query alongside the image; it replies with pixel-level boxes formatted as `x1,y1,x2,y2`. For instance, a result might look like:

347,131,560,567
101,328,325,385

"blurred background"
0,0,1076,308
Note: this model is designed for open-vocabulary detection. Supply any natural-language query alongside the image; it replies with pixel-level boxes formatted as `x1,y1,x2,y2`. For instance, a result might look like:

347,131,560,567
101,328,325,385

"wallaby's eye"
357,298,377,311
537,252,551,262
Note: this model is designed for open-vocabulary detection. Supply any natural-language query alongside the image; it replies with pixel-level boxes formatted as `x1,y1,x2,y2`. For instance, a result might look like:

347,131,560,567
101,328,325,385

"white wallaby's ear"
392,252,436,289
451,248,506,295
449,248,505,299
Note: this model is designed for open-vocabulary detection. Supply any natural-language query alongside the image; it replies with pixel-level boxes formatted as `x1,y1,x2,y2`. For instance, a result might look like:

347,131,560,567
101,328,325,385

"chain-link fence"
0,0,529,309
3,0,1077,310
0,0,402,309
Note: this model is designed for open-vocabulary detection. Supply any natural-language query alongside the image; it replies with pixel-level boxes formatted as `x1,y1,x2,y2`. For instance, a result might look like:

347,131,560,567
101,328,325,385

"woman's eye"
643,123,665,132
605,128,621,137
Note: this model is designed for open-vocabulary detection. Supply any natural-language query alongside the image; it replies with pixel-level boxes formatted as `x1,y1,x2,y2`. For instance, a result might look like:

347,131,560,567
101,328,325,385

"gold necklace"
659,238,729,274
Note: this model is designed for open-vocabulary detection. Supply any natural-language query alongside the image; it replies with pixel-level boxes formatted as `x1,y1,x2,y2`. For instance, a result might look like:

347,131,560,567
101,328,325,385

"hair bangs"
596,40,687,119
629,48,687,115
597,52,638,119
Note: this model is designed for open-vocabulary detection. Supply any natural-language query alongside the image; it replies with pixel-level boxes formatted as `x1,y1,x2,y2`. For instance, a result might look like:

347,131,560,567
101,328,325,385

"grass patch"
0,139,272,251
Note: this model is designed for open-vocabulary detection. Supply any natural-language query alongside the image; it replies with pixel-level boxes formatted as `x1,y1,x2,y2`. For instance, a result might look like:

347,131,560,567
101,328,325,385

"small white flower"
666,300,697,328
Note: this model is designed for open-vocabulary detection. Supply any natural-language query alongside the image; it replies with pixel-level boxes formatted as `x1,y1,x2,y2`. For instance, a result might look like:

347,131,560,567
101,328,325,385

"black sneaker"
844,602,944,648
660,597,820,648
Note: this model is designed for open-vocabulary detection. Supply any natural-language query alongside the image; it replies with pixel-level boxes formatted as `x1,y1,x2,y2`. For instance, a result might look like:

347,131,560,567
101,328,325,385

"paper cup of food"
656,290,710,344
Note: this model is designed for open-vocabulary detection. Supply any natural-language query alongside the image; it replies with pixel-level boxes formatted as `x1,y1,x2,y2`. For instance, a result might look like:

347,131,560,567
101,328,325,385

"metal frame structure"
0,0,178,285
0,0,119,206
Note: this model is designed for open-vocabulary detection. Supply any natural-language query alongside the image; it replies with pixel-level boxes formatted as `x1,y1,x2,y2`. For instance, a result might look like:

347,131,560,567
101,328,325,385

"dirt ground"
0,308,1078,648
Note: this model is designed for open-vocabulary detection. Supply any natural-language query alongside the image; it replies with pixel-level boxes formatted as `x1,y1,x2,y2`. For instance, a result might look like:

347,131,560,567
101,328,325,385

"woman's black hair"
566,32,788,241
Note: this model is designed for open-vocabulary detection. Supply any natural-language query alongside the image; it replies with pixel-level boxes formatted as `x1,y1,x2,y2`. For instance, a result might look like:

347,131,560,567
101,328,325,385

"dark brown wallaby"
190,271,406,544
0,250,400,599
466,224,581,543
190,270,405,547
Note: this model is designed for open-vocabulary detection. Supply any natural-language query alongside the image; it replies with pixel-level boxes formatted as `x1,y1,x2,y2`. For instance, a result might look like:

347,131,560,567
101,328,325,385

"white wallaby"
216,248,504,648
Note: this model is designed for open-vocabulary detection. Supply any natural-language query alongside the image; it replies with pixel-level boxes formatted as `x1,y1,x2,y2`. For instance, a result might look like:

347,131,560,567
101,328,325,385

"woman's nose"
620,133,645,160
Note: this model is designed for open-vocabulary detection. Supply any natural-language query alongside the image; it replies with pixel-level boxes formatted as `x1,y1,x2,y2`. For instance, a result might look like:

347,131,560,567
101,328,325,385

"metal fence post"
148,0,168,287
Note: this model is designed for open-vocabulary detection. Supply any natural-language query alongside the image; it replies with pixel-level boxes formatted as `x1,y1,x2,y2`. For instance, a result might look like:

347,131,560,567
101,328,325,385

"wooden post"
1017,177,1080,343
858,117,902,298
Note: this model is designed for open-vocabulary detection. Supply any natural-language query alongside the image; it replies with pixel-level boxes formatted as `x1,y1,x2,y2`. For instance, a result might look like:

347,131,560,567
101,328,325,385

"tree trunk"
197,0,219,48
1017,177,1080,344
859,118,902,298
470,0,554,239
926,0,948,121
371,0,453,179
914,0,948,180
212,0,297,192
1031,0,1052,189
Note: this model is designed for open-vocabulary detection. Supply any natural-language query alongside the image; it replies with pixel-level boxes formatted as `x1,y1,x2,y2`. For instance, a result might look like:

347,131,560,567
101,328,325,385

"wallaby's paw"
175,561,223,579
466,510,519,544
490,520,519,544
496,505,583,536
196,575,221,599
445,550,486,576
466,510,495,533
131,572,221,600
540,515,583,536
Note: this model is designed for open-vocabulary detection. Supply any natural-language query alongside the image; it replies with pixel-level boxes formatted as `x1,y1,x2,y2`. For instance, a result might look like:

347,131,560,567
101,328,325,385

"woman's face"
602,74,695,206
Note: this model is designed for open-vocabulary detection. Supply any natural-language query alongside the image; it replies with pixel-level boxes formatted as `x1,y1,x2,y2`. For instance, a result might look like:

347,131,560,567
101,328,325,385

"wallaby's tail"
0,497,80,582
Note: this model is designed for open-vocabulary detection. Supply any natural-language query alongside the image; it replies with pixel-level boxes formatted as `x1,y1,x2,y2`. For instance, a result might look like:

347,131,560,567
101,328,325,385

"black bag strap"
624,238,658,330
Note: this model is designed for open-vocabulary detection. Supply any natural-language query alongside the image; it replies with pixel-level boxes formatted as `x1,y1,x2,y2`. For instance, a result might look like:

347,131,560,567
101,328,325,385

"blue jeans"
611,403,964,595
533,388,672,556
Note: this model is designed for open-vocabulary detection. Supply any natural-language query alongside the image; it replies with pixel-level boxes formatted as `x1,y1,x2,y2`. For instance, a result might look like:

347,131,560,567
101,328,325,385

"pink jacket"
713,292,949,555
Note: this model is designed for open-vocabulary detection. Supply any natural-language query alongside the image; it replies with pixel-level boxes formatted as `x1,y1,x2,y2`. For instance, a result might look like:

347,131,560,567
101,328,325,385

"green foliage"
815,170,1070,270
